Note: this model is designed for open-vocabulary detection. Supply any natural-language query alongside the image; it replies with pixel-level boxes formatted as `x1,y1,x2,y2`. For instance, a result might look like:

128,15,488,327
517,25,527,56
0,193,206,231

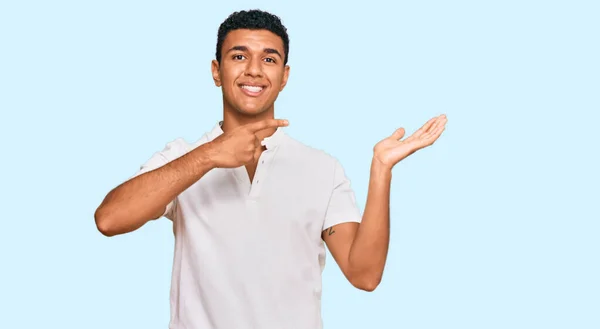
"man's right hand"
94,118,288,236
206,119,289,168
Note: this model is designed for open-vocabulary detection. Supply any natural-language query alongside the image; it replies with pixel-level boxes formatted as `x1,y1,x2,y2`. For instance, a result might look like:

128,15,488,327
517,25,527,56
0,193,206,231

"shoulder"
286,135,337,160
281,134,345,178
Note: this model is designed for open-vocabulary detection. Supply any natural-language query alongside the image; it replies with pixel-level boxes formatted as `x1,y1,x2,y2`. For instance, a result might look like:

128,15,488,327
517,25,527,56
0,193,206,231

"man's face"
212,29,290,116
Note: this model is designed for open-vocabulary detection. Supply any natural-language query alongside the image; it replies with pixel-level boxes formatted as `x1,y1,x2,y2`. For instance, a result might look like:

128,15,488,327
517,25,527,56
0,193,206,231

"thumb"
390,128,405,140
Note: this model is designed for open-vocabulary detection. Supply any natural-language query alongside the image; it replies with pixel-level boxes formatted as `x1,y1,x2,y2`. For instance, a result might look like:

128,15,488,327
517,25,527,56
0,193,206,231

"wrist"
196,142,219,170
370,158,393,180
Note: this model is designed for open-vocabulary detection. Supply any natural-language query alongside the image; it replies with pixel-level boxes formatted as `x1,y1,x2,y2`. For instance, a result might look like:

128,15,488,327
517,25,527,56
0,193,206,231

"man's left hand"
373,114,448,170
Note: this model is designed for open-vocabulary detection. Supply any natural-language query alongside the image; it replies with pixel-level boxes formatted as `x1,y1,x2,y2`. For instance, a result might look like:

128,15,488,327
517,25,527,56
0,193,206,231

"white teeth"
242,85,263,93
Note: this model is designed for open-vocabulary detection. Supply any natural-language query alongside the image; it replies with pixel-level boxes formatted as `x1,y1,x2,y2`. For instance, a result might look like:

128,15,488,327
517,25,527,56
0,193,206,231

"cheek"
220,65,242,86
222,73,237,87
267,71,285,90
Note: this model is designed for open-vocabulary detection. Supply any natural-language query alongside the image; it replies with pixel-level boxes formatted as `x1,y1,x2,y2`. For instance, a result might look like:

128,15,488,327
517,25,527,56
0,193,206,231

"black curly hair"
216,9,289,65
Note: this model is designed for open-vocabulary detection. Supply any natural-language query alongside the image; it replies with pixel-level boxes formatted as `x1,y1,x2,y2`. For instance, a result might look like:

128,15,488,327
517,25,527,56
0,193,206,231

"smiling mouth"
239,84,266,97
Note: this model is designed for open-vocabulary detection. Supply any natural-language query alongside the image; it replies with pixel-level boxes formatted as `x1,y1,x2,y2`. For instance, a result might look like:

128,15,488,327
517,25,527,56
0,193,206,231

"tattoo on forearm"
327,227,335,236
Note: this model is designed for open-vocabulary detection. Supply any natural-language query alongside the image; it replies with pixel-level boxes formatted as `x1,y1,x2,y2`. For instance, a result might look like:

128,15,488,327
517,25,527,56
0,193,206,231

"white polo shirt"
135,122,362,329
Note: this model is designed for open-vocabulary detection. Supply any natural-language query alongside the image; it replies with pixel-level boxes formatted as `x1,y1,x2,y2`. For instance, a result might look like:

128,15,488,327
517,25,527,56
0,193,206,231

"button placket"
248,152,267,199
248,146,280,199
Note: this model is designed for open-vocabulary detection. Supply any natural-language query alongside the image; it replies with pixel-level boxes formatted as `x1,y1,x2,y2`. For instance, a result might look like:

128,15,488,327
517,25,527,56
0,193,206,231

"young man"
95,9,447,329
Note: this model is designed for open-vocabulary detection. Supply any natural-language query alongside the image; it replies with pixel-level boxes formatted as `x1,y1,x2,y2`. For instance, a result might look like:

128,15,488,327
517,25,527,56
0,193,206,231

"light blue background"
1,0,598,328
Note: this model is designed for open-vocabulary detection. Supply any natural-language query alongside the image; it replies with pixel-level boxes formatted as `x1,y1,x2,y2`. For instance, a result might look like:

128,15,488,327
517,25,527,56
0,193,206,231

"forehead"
222,29,284,52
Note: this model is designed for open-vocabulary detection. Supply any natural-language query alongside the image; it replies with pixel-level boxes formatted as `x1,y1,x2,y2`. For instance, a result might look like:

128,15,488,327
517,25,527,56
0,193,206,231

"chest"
176,157,333,240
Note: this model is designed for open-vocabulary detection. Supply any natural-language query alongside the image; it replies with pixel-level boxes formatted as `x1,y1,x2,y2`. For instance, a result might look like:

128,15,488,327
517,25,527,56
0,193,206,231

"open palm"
374,114,447,168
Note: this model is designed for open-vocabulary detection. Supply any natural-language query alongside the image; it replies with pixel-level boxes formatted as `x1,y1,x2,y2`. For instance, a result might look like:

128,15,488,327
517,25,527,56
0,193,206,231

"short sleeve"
322,159,362,231
131,138,188,220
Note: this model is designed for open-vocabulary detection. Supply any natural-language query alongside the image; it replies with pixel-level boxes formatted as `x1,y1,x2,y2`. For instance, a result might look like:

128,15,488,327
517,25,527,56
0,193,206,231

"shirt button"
261,160,264,164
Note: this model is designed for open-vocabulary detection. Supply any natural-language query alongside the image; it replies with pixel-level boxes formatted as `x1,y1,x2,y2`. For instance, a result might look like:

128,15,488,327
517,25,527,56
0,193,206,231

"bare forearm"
95,142,216,236
348,159,392,287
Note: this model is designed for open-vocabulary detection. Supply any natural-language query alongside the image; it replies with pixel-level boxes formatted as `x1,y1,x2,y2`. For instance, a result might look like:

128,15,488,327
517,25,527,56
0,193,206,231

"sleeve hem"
322,215,362,231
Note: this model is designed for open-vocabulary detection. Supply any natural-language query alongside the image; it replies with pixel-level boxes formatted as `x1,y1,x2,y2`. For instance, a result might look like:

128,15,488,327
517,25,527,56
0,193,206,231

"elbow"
94,208,118,237
350,274,382,292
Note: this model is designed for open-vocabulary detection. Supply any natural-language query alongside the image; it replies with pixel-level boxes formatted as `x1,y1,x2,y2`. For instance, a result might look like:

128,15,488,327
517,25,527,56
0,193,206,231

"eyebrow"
227,45,283,59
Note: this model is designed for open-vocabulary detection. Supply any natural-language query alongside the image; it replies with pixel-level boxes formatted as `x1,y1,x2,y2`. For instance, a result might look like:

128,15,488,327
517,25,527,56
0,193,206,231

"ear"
280,65,290,91
211,60,221,87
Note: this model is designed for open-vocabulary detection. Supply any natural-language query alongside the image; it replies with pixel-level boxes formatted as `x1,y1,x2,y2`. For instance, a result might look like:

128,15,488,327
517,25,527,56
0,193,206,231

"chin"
235,103,271,116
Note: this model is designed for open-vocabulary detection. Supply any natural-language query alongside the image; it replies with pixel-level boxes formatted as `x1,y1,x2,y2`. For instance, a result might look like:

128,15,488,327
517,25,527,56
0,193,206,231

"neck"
221,106,277,141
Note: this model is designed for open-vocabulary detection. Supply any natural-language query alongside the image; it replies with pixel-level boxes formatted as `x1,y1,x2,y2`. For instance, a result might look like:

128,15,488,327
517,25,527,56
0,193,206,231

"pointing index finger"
247,119,289,132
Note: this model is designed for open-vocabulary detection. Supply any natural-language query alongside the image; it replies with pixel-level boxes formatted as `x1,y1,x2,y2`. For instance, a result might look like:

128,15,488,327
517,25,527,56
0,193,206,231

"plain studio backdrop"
1,1,598,328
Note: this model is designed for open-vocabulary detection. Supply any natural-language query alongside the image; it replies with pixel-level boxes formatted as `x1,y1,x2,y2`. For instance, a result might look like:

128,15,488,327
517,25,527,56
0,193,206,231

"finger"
422,114,447,140
411,116,438,139
247,119,289,132
429,117,442,130
253,136,262,161
405,117,437,143
432,116,447,134
429,114,448,131
390,128,405,140
422,120,446,144
424,124,445,140
253,146,262,161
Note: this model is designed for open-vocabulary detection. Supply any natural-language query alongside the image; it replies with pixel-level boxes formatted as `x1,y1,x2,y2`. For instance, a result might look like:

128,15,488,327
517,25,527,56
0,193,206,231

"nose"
244,57,263,78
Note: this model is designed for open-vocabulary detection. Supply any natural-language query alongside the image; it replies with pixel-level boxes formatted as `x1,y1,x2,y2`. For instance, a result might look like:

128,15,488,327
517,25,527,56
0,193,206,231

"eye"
232,54,246,60
264,57,276,63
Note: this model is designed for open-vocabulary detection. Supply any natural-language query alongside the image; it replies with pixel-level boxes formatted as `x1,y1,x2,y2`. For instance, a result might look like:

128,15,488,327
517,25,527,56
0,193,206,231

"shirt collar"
208,121,287,150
